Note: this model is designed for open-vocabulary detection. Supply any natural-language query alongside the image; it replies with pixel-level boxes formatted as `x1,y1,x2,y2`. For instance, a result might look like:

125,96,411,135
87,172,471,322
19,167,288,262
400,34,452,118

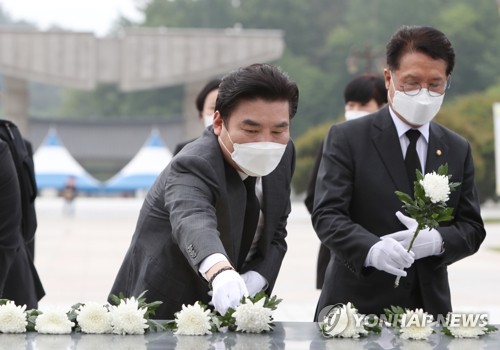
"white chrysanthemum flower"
399,308,435,340
420,172,450,203
445,313,487,338
0,301,27,333
76,302,112,334
109,297,148,335
233,298,272,333
35,309,74,334
322,302,367,338
174,302,212,335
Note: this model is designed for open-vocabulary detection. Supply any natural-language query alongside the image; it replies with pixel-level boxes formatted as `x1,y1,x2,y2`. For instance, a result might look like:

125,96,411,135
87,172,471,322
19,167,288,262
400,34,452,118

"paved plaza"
34,197,500,323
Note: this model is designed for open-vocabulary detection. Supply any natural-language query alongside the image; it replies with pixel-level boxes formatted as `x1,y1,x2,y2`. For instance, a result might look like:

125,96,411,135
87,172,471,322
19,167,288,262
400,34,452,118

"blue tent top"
44,129,63,146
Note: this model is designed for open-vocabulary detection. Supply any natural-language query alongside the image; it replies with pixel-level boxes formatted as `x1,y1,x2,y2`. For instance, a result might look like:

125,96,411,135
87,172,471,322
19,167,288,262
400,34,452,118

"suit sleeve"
0,141,23,295
164,154,227,272
312,125,379,277
435,141,486,266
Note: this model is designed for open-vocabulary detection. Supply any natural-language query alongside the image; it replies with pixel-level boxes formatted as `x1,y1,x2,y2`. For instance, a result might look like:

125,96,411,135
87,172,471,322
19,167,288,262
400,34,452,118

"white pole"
494,103,500,196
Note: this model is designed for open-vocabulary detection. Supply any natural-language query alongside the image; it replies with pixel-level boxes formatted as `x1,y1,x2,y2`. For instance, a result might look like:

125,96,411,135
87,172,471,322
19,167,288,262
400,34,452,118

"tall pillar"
182,81,205,140
4,77,29,134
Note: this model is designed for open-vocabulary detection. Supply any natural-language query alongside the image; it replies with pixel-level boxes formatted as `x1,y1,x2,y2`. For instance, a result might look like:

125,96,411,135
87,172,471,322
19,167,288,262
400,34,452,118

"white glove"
241,271,267,297
384,211,443,259
365,237,414,277
211,269,248,315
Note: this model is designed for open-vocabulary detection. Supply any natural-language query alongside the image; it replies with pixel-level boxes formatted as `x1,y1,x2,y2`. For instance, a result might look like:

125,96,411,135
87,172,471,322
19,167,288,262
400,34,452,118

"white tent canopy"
103,128,173,193
34,128,101,192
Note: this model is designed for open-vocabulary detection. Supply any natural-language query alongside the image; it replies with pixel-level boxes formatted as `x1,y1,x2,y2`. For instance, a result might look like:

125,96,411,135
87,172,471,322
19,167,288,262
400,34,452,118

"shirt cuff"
199,253,229,278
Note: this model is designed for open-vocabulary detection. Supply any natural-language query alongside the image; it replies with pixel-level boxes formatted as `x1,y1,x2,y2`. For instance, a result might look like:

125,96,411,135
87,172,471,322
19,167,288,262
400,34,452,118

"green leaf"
146,319,167,333
485,324,498,333
437,163,448,175
441,326,453,336
108,293,124,306
363,315,382,334
395,191,413,205
26,309,42,332
164,320,177,331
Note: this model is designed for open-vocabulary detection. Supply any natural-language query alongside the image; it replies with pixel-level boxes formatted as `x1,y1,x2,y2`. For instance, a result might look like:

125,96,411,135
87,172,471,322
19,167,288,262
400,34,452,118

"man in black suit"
110,63,298,319
313,25,485,320
0,139,44,308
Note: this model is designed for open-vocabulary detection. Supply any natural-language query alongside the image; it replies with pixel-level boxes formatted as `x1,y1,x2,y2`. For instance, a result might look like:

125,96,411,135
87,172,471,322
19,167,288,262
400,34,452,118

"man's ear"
383,68,391,90
213,111,223,136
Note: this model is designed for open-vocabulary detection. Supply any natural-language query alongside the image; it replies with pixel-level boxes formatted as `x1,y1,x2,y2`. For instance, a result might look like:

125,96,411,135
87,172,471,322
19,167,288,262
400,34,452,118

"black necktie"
238,176,260,268
405,129,422,188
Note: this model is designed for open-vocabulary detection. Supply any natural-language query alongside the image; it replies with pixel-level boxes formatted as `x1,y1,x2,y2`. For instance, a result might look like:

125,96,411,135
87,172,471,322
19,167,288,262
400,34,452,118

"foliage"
292,120,337,194
58,84,183,120
395,164,460,232
435,85,500,203
17,0,498,201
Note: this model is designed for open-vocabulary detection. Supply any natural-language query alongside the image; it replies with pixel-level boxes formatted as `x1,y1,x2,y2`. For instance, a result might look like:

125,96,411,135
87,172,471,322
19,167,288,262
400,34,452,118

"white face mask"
203,114,214,127
220,125,287,177
389,75,444,126
345,110,370,121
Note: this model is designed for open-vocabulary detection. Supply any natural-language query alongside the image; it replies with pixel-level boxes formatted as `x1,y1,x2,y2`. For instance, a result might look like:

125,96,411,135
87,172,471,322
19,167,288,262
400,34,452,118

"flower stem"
394,226,422,288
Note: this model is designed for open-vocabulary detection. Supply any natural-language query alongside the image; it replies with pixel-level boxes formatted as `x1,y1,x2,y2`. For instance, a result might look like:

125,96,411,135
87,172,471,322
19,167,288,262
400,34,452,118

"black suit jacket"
0,140,44,308
110,127,295,319
312,106,485,319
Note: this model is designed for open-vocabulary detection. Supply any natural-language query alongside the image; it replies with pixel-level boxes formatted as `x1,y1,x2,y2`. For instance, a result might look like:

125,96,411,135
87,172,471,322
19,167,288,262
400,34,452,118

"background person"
173,78,221,155
304,73,387,289
62,175,77,216
312,25,485,320
110,63,299,319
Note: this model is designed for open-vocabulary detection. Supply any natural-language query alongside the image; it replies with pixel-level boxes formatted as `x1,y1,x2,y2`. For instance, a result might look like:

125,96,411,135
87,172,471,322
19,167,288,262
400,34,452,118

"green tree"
59,84,183,119
435,85,500,203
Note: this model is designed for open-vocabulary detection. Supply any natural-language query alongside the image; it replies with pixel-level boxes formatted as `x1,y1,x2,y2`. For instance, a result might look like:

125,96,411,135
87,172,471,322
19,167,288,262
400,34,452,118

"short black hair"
344,74,387,107
386,25,455,76
195,78,221,117
216,63,299,122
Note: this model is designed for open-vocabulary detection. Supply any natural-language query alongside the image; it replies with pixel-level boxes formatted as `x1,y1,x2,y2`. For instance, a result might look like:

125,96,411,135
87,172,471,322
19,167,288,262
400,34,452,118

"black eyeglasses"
390,71,451,97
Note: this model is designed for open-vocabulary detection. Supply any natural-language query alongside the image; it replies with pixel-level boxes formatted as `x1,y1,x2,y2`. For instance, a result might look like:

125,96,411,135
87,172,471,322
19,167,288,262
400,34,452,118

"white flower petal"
233,298,273,333
76,302,112,334
174,302,212,336
35,309,74,334
0,301,27,333
420,172,450,203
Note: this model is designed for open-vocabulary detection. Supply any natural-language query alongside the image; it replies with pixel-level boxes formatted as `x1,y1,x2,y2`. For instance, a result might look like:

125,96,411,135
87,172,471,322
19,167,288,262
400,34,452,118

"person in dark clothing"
0,139,44,308
304,73,387,289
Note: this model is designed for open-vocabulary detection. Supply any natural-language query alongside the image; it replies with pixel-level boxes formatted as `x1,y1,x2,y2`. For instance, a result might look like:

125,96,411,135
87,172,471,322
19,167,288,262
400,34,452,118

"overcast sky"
0,0,143,36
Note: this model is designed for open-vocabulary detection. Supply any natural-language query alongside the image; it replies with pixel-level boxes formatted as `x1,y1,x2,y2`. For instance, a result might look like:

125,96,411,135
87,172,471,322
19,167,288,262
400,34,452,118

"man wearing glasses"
312,25,485,320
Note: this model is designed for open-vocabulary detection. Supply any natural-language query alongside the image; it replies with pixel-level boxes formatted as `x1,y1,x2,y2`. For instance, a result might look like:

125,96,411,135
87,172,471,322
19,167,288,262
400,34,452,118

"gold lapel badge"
436,149,442,156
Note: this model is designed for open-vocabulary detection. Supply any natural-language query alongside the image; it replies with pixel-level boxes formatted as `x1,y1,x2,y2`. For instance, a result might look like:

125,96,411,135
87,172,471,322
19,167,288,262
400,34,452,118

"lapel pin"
436,149,442,156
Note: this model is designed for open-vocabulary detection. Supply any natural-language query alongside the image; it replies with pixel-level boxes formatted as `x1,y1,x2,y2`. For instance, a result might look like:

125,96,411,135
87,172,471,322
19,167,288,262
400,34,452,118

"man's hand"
364,237,414,277
241,271,267,297
383,211,443,259
211,269,248,315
